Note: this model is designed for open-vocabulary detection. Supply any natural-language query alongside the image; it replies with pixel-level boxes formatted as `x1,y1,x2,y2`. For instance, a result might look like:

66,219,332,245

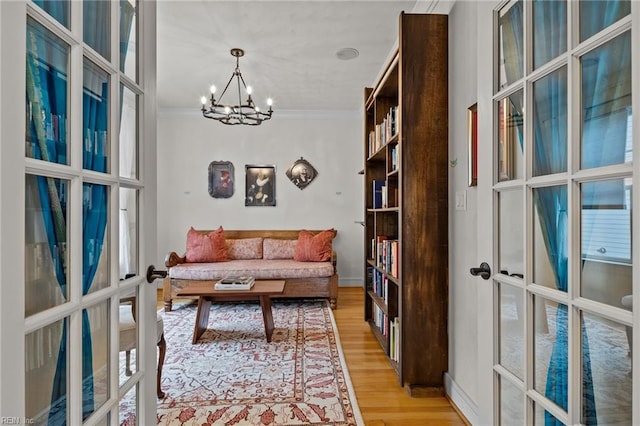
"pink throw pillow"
185,226,228,263
226,238,264,260
263,238,297,260
293,229,337,262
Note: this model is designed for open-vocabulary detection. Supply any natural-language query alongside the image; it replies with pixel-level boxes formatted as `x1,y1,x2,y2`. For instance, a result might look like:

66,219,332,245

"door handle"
146,265,167,283
470,262,491,280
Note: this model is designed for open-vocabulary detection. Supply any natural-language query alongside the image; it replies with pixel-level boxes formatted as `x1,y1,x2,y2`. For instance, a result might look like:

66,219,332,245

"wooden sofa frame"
163,229,339,311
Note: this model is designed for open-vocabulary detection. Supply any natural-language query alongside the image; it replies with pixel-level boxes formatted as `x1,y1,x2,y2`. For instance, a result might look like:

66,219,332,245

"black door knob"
470,262,491,280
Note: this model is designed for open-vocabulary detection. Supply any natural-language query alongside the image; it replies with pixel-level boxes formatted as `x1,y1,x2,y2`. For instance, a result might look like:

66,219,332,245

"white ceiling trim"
158,108,361,120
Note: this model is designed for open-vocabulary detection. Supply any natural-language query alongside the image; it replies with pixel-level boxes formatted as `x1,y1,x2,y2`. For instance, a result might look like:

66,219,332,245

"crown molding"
158,108,361,120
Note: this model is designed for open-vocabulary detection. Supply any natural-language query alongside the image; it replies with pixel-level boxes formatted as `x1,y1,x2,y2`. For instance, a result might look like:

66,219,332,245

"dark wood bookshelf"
363,12,448,397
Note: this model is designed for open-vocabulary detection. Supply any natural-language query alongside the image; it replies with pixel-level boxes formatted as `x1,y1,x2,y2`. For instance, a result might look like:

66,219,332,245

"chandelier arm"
217,73,236,104
236,73,244,119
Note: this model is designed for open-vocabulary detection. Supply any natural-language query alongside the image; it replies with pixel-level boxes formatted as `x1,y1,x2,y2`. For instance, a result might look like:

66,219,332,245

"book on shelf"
214,276,255,290
372,180,385,209
371,236,398,276
367,106,398,157
389,317,400,362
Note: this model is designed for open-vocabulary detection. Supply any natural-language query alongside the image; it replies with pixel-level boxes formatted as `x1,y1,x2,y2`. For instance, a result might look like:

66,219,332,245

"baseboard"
444,372,478,426
338,278,362,287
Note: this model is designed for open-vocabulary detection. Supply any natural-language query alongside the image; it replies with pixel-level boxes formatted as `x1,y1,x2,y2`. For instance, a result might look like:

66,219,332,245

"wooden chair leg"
125,350,133,376
157,334,166,399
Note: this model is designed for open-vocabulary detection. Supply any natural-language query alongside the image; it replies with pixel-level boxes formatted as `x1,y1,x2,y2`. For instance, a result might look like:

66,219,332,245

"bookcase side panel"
399,13,449,390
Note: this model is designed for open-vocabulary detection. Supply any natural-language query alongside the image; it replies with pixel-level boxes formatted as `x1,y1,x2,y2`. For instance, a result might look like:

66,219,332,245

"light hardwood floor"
157,286,468,426
331,287,468,426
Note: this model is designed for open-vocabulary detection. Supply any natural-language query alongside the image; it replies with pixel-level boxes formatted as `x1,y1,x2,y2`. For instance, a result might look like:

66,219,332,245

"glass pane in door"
534,403,563,425
119,188,139,279
533,67,567,176
32,0,70,28
580,0,630,41
119,85,138,179
84,0,111,60
120,0,137,79
83,59,110,173
25,317,69,425
581,311,632,425
533,296,568,411
581,32,632,170
26,18,69,165
119,385,137,424
532,0,566,69
580,179,632,306
500,376,524,425
82,301,110,420
498,91,524,181
498,0,523,89
499,283,524,380
119,295,138,386
533,185,567,291
499,189,524,277
25,175,69,316
83,183,110,294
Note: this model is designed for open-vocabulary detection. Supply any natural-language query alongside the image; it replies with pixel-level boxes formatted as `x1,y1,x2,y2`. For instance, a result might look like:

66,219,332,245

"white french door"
0,1,157,424
476,0,639,425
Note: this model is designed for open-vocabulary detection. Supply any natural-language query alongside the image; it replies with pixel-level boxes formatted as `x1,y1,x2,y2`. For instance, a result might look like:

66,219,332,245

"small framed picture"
286,157,318,190
245,165,276,206
467,103,478,187
208,161,234,198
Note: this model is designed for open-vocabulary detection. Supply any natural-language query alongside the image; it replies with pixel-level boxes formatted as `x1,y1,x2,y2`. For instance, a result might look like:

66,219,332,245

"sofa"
163,229,339,311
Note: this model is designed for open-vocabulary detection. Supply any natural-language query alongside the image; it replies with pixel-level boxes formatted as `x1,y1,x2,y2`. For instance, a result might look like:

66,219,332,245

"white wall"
156,110,364,286
446,0,479,422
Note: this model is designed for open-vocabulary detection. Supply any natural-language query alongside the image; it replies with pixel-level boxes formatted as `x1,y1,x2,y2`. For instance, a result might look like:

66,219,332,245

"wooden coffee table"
175,280,285,343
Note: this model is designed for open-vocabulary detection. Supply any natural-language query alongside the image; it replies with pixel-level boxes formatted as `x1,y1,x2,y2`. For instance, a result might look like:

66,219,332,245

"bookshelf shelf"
363,12,448,396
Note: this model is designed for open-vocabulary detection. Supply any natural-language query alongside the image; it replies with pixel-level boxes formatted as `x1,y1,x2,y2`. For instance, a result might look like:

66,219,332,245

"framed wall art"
467,103,478,187
208,161,234,198
245,165,276,206
286,157,317,190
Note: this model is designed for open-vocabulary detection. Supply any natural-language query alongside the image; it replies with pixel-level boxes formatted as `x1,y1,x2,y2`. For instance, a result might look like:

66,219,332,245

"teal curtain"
83,1,110,59
581,32,631,170
533,0,566,69
580,0,630,41
26,2,135,422
32,0,69,28
119,0,135,73
80,54,109,426
26,22,69,425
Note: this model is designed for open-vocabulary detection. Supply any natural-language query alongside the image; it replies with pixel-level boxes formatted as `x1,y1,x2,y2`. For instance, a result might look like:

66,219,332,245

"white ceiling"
156,1,448,113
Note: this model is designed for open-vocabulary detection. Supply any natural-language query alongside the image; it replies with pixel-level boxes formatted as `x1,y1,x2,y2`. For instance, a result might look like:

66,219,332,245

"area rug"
124,300,364,425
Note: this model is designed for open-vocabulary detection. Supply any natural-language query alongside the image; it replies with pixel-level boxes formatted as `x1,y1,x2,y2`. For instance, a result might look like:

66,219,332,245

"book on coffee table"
214,276,255,290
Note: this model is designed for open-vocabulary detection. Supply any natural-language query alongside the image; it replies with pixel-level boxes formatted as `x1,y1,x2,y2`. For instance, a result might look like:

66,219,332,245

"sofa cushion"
185,226,228,263
263,238,297,260
294,229,336,262
226,237,263,260
169,259,334,280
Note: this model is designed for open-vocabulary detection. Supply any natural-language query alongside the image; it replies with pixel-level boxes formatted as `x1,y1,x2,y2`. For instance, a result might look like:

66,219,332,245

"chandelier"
200,48,273,126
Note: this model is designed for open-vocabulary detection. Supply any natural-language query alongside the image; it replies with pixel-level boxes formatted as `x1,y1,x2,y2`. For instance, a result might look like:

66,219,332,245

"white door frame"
476,2,498,425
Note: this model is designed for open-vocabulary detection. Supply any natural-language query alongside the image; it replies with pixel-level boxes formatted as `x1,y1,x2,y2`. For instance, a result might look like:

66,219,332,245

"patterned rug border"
323,301,365,426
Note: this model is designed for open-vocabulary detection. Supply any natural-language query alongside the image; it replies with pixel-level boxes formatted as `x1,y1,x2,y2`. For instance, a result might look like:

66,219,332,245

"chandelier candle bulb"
201,48,274,125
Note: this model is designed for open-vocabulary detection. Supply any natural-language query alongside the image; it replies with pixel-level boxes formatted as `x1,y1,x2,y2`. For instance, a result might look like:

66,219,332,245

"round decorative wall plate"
286,157,317,190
